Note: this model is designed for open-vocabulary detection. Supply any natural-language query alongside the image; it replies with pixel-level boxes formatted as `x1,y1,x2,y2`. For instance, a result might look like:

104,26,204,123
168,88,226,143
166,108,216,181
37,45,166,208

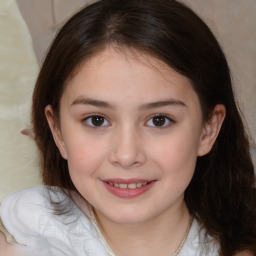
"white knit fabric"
0,186,218,256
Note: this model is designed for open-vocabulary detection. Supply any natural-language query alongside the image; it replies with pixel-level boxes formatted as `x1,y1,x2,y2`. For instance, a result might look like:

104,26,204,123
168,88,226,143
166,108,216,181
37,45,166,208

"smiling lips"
102,179,155,198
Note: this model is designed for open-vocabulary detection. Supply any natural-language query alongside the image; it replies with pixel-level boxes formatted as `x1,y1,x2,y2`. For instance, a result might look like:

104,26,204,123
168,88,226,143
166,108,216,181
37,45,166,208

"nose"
109,126,147,169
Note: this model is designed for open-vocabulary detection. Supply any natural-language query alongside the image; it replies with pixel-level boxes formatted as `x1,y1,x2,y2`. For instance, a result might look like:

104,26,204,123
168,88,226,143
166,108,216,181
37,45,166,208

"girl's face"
46,48,218,225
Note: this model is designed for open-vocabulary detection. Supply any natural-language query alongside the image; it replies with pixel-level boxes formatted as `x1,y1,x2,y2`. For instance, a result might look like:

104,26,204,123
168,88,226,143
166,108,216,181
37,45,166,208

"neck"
94,200,191,256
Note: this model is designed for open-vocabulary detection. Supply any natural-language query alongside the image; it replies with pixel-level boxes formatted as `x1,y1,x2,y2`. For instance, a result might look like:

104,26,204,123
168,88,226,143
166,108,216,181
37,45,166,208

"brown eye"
91,116,104,126
84,115,109,127
153,116,166,126
146,115,172,127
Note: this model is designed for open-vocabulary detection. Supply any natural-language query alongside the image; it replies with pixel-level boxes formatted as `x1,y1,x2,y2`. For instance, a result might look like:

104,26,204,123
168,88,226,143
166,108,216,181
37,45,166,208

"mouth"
106,181,150,189
101,179,156,198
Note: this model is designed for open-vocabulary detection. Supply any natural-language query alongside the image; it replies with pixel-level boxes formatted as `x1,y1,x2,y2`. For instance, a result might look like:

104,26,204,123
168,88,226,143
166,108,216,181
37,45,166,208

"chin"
101,207,157,225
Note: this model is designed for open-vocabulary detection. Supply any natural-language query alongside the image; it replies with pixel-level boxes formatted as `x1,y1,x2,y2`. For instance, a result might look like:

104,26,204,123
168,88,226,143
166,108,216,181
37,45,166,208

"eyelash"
83,115,110,128
82,114,174,128
145,114,174,128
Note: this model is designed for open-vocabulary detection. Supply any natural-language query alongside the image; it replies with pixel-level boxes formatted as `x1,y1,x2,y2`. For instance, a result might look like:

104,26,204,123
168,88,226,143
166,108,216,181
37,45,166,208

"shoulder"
0,186,67,232
180,219,219,256
0,185,56,209
0,185,65,205
0,185,84,232
183,220,254,256
0,186,78,245
0,186,108,256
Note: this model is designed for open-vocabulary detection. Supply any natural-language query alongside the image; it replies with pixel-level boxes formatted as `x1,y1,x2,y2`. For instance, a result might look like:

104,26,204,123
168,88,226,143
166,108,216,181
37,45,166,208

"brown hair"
32,0,256,254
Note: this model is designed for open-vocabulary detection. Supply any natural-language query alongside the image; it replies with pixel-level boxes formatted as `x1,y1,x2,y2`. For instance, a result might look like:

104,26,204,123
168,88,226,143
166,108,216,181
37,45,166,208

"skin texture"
45,48,226,256
0,232,21,256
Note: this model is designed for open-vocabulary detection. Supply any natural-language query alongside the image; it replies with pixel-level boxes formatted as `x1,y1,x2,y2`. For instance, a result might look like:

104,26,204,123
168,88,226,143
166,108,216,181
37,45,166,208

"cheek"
151,130,201,176
64,136,107,177
151,136,199,199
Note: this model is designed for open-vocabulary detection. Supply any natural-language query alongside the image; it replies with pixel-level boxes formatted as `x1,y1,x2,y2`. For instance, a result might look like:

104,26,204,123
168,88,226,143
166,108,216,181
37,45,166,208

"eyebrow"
71,97,186,110
139,99,186,110
71,97,115,109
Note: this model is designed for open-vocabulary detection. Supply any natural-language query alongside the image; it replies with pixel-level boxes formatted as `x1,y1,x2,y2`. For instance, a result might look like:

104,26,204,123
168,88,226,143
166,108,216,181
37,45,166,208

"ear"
45,105,68,159
197,104,226,157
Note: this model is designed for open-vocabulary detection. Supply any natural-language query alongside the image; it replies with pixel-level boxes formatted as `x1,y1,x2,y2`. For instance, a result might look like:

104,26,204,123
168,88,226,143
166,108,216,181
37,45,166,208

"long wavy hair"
32,0,256,255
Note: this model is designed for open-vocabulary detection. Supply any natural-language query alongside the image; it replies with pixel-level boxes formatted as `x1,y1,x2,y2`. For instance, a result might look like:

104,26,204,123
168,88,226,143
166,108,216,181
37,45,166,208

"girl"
0,0,255,255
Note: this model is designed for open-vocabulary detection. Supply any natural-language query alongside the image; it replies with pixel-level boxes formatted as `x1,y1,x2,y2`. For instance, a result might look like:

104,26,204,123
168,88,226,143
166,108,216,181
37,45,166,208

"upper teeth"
108,182,148,189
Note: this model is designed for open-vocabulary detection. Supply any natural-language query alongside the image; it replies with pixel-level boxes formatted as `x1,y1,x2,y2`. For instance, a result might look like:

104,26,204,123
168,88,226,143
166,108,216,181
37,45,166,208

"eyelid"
145,114,175,128
82,114,110,128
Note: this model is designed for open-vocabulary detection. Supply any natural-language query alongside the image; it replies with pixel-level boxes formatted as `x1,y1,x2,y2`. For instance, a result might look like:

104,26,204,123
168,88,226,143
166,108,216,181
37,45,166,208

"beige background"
0,0,255,199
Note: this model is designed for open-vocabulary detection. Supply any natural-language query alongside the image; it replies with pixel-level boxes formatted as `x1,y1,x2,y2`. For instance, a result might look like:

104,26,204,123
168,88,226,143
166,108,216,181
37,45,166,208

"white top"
0,186,219,256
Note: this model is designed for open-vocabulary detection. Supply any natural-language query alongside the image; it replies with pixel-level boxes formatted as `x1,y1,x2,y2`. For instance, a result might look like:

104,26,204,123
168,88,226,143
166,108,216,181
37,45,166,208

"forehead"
62,47,200,109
